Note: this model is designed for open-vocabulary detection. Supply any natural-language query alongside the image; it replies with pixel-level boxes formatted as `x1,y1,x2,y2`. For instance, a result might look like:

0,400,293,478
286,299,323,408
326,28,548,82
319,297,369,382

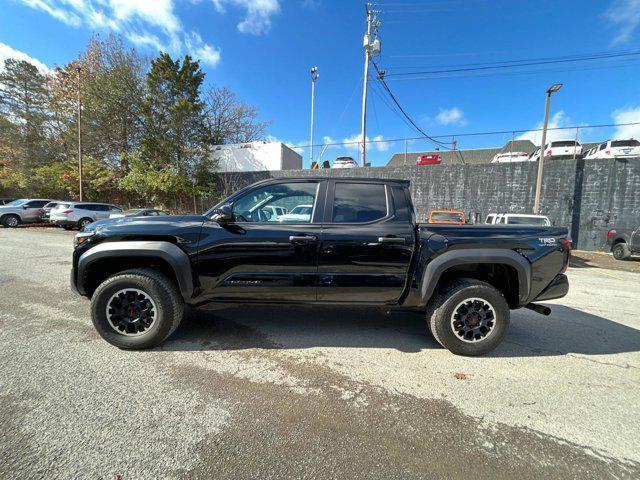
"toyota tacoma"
71,177,570,356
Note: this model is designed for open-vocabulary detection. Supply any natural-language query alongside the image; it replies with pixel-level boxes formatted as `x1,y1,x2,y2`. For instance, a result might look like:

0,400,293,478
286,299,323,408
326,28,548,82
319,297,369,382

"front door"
196,180,326,303
21,200,49,222
317,181,415,304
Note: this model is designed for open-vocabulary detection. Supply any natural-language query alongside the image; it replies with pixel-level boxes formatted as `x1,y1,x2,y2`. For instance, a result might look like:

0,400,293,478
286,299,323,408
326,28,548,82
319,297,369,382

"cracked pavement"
1,228,639,479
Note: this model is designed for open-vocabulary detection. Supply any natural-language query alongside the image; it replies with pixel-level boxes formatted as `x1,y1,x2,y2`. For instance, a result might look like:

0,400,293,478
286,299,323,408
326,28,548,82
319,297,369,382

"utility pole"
76,65,83,202
533,83,563,214
309,66,319,167
360,4,381,167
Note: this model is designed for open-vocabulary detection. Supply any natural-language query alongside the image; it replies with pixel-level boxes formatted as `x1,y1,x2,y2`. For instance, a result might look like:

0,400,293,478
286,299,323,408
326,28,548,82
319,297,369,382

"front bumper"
533,274,569,302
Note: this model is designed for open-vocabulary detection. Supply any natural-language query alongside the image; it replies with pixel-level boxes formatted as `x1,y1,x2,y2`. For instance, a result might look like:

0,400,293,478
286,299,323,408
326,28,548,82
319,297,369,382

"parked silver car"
0,198,52,227
50,202,122,230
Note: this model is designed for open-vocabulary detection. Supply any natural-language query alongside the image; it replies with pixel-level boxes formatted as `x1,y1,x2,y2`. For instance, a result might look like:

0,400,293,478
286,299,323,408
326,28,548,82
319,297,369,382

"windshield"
290,206,312,215
431,212,464,222
611,140,640,147
507,216,549,226
4,199,27,207
124,209,144,216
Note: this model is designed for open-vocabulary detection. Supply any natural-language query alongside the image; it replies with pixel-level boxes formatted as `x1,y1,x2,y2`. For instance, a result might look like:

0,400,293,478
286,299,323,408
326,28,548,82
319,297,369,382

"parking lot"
1,227,639,479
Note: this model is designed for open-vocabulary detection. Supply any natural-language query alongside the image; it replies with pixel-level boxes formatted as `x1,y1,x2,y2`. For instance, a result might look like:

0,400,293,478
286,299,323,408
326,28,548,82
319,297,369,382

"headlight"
74,231,95,248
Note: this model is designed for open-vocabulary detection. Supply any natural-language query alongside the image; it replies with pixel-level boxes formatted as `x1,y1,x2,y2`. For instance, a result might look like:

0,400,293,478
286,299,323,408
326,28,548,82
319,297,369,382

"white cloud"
0,42,50,74
16,0,221,67
342,133,389,152
211,0,280,35
435,107,467,126
517,110,575,146
605,0,640,44
612,106,640,139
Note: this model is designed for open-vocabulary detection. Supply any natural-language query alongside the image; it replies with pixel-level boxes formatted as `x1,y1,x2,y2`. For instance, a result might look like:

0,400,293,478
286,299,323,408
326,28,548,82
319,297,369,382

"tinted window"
108,205,122,212
332,183,387,223
551,141,578,147
599,143,607,151
391,186,410,222
232,182,318,223
24,200,49,208
611,140,640,147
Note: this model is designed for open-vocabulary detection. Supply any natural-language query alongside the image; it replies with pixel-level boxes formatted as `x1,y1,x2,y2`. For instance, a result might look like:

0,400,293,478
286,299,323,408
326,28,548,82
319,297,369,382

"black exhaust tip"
525,303,551,316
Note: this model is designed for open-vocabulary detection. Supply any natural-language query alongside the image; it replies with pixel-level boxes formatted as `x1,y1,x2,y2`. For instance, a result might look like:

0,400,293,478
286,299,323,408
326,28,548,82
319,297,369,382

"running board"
525,303,551,316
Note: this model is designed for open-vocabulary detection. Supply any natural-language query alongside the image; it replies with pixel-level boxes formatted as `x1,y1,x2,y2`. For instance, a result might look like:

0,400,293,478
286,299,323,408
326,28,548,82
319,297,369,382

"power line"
371,60,452,148
385,59,640,81
384,49,640,77
289,122,640,149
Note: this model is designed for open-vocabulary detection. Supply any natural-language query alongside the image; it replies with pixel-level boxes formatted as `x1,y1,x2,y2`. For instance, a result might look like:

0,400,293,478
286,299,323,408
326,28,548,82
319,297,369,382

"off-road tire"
612,242,631,261
427,278,510,356
2,214,20,228
91,268,184,349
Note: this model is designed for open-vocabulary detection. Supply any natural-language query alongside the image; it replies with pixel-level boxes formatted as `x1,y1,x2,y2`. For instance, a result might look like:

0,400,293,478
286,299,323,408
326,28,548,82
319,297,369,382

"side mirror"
212,204,233,223
22,205,28,209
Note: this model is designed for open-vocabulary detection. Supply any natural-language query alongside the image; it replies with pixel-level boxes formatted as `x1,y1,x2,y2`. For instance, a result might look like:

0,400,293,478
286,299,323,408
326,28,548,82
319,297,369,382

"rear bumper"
52,219,76,227
533,274,569,302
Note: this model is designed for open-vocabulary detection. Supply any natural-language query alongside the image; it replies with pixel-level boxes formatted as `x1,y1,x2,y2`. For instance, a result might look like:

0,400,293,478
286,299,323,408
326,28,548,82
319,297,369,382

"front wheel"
90,268,184,349
612,242,631,261
427,279,510,356
2,215,20,228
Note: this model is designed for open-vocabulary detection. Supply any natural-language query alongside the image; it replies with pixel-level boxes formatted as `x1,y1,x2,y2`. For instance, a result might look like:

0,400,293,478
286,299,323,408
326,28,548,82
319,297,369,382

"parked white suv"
530,140,582,161
490,152,532,163
584,139,640,159
485,213,551,226
50,202,122,230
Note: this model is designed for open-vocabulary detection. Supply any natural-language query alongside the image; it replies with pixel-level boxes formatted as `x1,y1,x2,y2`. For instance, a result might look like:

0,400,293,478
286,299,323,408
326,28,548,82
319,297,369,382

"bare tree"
203,86,269,145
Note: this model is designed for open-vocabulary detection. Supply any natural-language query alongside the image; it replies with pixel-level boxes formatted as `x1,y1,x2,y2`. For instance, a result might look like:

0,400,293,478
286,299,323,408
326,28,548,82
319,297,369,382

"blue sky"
2,0,640,167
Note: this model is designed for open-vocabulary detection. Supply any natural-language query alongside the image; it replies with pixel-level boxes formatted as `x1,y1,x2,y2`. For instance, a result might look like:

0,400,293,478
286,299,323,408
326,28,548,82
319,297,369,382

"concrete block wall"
215,157,640,251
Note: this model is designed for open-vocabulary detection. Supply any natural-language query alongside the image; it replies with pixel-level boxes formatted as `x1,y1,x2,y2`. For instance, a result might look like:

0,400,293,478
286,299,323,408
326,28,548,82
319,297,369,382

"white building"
211,141,302,172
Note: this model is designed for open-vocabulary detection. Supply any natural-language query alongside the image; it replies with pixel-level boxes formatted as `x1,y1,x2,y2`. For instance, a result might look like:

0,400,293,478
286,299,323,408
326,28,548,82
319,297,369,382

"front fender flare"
419,248,531,306
76,241,194,299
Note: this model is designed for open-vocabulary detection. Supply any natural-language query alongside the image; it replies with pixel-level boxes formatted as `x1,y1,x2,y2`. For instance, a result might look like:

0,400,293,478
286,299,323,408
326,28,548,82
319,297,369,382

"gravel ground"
1,228,639,479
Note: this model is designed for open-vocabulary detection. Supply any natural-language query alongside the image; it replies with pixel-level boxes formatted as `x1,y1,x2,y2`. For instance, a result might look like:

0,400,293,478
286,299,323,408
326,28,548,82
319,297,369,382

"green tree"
0,59,52,176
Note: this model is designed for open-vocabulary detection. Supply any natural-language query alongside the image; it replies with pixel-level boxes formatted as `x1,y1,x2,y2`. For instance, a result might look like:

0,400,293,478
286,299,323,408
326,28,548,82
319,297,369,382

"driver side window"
232,182,318,223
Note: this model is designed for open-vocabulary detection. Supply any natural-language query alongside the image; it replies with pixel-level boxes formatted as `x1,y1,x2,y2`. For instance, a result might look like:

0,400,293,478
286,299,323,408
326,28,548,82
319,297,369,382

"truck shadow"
163,304,640,358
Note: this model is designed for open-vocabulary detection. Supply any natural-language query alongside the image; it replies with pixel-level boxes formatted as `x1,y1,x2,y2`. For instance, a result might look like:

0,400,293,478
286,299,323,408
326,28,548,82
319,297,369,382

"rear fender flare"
76,241,194,299
419,248,531,306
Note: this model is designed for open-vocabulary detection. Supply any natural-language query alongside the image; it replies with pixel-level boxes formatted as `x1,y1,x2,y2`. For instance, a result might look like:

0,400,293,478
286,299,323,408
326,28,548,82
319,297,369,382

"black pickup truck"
71,177,570,356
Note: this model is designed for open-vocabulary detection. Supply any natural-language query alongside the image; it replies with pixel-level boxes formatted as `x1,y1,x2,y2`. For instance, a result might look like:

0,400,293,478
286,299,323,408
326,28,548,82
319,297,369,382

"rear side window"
611,140,640,147
24,200,49,208
332,183,387,223
599,143,607,151
75,204,89,210
391,186,411,222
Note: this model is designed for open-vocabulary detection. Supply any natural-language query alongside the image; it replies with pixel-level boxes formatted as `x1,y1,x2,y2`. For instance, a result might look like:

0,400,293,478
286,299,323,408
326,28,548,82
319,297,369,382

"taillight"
606,229,614,242
546,150,552,155
560,238,572,273
62,209,73,214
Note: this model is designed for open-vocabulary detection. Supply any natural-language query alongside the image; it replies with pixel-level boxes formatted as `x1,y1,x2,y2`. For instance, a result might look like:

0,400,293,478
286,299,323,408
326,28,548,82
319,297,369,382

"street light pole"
76,65,83,202
533,83,563,214
360,5,372,167
309,66,319,167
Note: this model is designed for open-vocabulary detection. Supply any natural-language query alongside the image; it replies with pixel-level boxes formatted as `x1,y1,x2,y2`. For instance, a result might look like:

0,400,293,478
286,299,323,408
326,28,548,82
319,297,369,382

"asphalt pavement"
1,227,639,479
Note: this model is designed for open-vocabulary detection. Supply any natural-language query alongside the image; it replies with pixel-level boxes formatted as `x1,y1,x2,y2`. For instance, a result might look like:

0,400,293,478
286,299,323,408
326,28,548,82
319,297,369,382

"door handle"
378,236,405,244
289,235,317,243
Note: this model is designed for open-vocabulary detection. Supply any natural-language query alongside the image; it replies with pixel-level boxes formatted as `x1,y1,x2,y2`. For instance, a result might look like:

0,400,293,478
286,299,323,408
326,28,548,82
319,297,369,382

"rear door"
317,181,415,304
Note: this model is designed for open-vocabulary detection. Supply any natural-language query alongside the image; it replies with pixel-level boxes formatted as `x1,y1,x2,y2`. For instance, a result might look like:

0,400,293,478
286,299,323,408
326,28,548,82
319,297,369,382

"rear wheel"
427,278,510,356
90,268,184,349
78,217,93,229
612,242,631,261
2,215,20,228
